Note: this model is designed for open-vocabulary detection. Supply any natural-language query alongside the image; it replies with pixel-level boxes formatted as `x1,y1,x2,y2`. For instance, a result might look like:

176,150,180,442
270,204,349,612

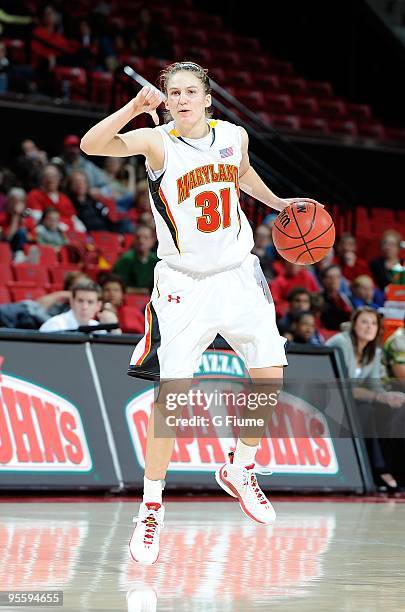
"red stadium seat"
234,36,261,53
279,77,307,96
227,70,253,89
210,50,241,69
124,294,150,310
91,71,113,106
327,119,358,136
0,264,13,285
385,127,405,142
346,103,372,121
300,117,329,133
237,90,266,111
306,81,334,98
263,93,293,114
24,245,59,267
243,56,270,73
4,39,25,64
266,59,294,75
0,243,12,264
319,99,347,118
13,264,50,285
254,74,280,92
357,123,386,139
49,266,80,285
118,306,146,333
54,67,87,100
0,286,10,303
268,114,300,131
10,286,46,302
90,231,121,251
292,96,319,116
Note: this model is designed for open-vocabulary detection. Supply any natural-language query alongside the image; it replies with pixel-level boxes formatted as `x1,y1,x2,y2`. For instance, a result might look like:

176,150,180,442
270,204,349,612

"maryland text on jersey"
177,163,240,204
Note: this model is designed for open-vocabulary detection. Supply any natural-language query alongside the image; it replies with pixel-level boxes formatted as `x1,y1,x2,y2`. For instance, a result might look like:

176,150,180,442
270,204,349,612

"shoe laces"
134,504,162,545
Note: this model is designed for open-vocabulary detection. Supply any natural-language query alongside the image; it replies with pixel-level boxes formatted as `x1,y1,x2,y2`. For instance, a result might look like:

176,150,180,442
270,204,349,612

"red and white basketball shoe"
215,452,276,524
129,502,164,565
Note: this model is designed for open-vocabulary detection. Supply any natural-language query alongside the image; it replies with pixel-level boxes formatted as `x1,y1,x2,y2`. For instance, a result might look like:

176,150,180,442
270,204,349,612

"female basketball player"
81,61,321,565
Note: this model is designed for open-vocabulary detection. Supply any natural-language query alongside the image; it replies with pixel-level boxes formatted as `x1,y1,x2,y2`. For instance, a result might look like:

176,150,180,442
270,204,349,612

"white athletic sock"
143,476,164,504
233,439,258,466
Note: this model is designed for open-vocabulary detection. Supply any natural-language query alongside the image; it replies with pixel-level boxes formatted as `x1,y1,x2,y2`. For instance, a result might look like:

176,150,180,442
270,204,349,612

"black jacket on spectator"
369,256,402,291
70,194,113,231
320,291,352,331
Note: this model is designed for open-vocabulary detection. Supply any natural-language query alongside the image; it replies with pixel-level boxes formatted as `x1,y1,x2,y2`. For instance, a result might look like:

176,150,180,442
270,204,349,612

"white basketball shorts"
128,253,287,380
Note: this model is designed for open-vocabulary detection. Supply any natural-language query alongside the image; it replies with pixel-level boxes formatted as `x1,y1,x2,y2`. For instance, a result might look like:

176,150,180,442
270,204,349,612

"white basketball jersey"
147,119,254,273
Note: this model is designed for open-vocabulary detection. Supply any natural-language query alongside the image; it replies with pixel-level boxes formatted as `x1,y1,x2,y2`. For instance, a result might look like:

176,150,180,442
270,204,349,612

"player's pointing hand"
132,86,163,125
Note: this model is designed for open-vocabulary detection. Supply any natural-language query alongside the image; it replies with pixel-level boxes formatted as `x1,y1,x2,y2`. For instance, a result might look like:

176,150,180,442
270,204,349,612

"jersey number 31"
195,188,231,233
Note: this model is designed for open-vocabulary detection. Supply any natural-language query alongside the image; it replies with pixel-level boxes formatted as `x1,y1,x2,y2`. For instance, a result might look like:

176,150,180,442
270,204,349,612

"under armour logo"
168,294,181,303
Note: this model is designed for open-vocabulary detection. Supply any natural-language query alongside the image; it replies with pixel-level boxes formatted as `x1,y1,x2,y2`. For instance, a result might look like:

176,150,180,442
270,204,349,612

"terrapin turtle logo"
125,350,339,475
0,358,92,471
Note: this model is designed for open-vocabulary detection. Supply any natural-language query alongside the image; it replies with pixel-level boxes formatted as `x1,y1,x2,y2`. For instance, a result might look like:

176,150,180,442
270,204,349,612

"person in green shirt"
113,225,159,294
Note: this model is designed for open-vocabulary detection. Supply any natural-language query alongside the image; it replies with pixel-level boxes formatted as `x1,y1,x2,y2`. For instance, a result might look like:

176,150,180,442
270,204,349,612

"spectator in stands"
129,6,173,59
36,207,67,248
270,261,319,318
14,139,48,191
74,19,99,70
350,275,384,310
334,233,369,283
252,224,275,280
384,321,405,381
40,271,91,318
320,265,352,331
326,307,405,490
40,280,120,332
26,163,77,227
31,5,79,94
101,158,135,211
278,287,311,332
99,273,125,314
1,187,34,255
370,229,403,290
61,134,108,189
113,225,158,294
133,179,151,218
67,170,116,232
287,311,322,345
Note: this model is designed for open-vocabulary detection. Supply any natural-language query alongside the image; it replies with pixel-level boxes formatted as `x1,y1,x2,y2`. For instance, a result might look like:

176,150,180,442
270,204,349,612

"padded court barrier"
0,331,374,493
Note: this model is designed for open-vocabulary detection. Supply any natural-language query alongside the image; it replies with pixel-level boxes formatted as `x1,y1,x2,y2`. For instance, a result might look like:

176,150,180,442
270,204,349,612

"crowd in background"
0,1,173,96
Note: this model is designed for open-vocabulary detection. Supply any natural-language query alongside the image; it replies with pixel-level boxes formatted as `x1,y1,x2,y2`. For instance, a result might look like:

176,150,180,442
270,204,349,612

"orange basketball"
272,202,335,265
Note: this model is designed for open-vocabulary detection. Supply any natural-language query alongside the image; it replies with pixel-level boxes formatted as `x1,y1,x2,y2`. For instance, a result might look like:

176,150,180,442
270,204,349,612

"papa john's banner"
0,335,119,489
92,341,366,492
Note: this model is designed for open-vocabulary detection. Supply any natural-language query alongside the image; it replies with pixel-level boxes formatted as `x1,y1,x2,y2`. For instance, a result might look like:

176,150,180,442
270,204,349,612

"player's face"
71,290,101,325
165,71,211,125
353,312,378,343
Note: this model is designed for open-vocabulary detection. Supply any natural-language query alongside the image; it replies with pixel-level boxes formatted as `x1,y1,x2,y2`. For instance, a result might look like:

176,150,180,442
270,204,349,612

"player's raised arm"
80,87,163,159
238,127,323,211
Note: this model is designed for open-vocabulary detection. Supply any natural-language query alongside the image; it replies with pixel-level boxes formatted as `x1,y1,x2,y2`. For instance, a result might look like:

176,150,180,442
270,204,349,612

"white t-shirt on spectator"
39,309,99,332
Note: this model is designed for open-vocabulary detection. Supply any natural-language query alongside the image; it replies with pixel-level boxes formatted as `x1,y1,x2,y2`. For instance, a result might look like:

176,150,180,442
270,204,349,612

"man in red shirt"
270,262,320,318
26,164,78,230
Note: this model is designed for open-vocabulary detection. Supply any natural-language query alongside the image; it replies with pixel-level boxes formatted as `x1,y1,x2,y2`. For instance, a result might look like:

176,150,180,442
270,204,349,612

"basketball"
272,202,335,265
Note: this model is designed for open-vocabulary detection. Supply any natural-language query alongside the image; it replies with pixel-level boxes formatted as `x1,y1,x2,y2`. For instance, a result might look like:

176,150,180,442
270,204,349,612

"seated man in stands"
113,225,158,294
350,275,384,310
270,261,320,318
334,233,369,282
286,311,323,345
320,265,353,331
40,280,120,333
61,134,108,190
277,287,312,334
67,170,117,232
